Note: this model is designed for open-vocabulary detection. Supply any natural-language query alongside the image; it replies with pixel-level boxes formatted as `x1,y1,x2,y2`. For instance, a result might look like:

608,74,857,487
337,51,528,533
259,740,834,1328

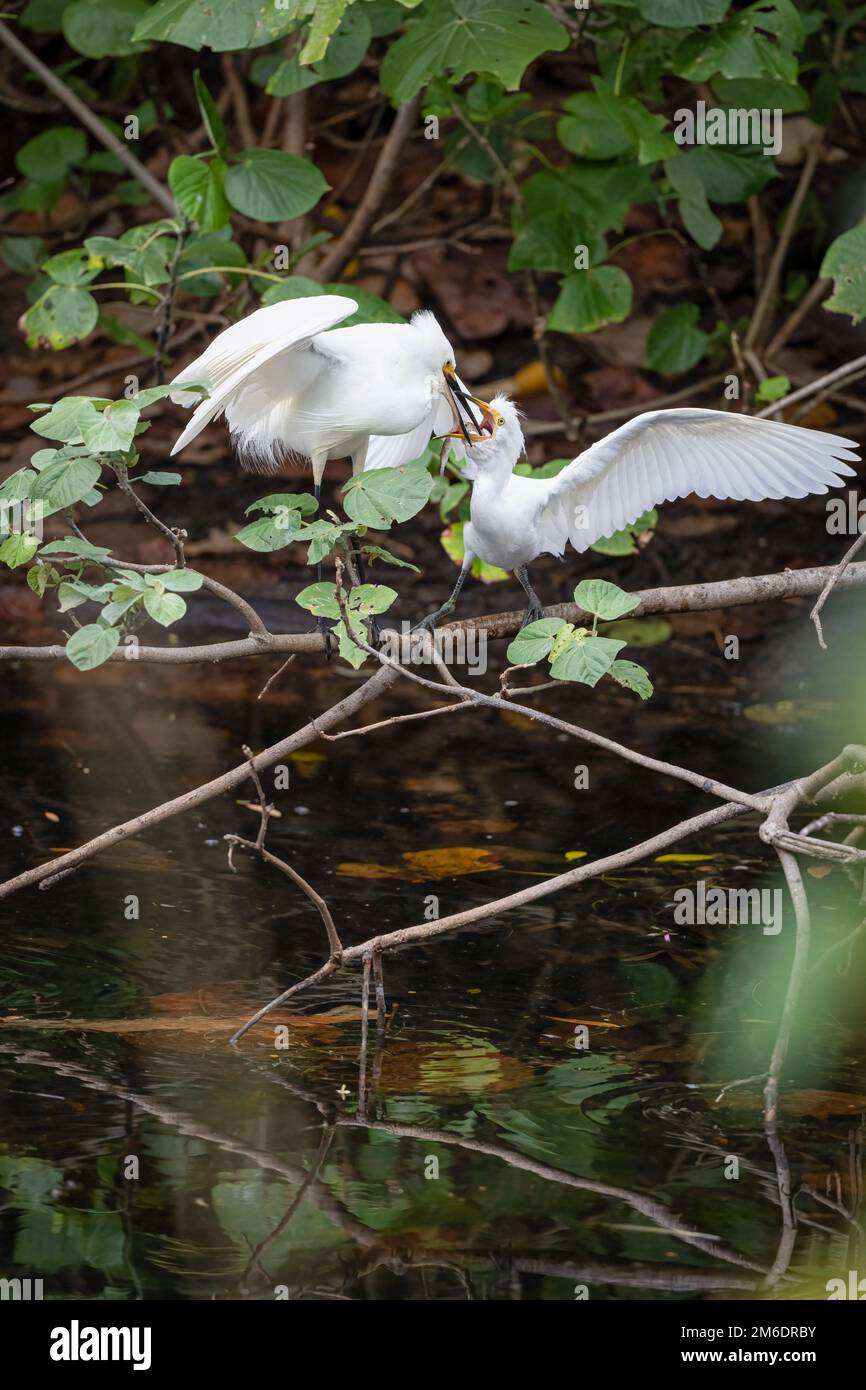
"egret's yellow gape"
420,394,860,631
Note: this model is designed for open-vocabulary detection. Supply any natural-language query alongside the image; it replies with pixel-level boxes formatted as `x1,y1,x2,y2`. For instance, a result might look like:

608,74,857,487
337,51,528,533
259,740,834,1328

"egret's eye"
494,414,504,427
444,359,455,370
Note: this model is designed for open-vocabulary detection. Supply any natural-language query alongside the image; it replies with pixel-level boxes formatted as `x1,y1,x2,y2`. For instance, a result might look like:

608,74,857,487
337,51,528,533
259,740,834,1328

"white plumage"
423,394,860,627
169,295,487,486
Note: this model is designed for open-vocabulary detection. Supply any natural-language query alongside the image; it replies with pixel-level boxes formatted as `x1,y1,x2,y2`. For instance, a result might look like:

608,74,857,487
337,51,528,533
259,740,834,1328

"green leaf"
139,471,183,486
30,456,102,515
664,157,722,251
224,151,329,223
505,616,567,666
27,562,55,596
176,229,245,295
683,146,775,204
591,79,677,165
0,532,40,568
80,399,140,452
29,397,102,443
16,127,87,181
66,623,120,670
380,0,569,103
754,374,791,403
40,536,112,561
591,509,658,557
157,568,203,592
712,76,807,113
101,591,142,625
0,235,46,275
637,0,730,24
557,92,632,162
550,634,626,686
143,589,187,626
193,69,227,154
63,0,149,57
132,0,295,51
343,459,434,527
169,156,231,231
821,228,866,324
0,468,37,502
334,613,368,668
508,208,606,276
647,303,709,375
548,267,632,335
348,583,397,616
260,275,327,307
363,544,420,572
609,658,654,699
25,285,99,350
299,0,347,64
574,578,640,621
296,581,342,619
41,248,101,286
323,284,403,325
245,492,319,517
235,512,305,552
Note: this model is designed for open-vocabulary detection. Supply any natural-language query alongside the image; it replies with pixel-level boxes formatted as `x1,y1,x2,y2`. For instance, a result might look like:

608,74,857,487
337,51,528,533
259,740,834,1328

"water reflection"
1,595,865,1299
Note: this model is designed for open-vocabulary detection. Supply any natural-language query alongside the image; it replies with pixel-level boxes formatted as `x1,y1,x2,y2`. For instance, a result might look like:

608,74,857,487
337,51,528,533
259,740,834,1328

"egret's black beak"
442,366,496,444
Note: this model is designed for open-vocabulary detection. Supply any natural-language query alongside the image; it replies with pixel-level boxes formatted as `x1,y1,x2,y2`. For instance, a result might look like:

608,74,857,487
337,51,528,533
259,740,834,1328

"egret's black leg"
515,565,544,628
349,533,382,645
313,481,334,658
412,559,472,633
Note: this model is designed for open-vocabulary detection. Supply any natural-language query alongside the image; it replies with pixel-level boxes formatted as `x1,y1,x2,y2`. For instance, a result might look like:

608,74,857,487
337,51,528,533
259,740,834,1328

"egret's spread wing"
169,296,357,455
537,408,859,554
364,395,454,471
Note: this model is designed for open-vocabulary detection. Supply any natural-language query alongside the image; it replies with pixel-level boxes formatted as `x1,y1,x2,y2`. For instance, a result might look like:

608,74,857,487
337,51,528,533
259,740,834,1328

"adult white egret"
421,394,860,629
169,296,493,497
168,295,493,646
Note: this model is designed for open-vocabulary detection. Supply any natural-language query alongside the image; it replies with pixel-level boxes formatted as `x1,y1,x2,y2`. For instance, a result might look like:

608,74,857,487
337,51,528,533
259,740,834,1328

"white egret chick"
169,296,493,506
422,394,860,629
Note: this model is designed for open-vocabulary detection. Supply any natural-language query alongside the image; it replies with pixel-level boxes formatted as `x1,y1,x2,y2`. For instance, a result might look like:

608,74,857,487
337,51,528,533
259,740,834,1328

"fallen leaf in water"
44,811,60,823
807,866,833,879
337,846,502,882
564,850,588,861
656,853,718,863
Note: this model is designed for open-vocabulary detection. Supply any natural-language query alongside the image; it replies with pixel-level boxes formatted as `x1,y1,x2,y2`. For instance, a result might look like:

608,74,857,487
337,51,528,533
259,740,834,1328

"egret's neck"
472,448,517,488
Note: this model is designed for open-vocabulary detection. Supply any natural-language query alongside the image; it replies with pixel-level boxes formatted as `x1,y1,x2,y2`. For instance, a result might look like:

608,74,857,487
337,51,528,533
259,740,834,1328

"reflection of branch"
3,1041,775,1291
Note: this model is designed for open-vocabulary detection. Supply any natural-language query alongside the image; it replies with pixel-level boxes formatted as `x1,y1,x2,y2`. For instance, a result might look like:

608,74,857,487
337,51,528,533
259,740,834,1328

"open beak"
441,365,497,443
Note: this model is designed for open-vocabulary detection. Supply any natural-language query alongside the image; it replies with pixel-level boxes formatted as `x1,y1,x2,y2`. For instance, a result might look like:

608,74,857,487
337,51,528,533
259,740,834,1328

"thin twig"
0,21,175,215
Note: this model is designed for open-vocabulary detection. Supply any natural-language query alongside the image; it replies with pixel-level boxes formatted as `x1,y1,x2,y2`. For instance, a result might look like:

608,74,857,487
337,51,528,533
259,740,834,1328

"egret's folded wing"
537,408,859,554
364,396,453,471
169,296,357,454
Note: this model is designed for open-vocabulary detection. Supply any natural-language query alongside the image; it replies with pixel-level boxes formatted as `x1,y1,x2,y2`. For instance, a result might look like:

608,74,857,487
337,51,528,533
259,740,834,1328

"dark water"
1,587,865,1301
